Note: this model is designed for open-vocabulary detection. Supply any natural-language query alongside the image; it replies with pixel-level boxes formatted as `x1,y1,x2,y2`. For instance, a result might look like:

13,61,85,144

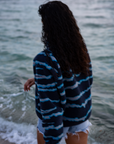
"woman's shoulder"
33,49,60,69
34,48,54,60
33,50,47,62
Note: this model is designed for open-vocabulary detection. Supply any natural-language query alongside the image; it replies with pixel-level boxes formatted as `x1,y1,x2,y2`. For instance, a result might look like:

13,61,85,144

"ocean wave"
0,117,37,144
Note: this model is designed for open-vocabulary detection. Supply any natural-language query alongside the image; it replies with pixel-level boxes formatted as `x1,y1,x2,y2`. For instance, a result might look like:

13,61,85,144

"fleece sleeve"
33,55,64,144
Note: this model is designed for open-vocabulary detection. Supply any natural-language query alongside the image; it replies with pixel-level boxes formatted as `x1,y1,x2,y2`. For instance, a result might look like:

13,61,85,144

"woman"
24,1,93,144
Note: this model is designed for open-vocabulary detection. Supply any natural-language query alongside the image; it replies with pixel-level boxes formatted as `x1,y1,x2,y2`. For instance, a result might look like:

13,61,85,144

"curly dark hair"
38,1,90,77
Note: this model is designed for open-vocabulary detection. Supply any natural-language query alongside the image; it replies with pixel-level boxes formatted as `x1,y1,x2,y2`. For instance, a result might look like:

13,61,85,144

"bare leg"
37,129,88,144
37,129,45,144
65,131,88,144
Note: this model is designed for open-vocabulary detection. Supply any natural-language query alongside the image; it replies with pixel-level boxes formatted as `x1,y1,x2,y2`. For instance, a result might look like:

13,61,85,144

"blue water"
0,0,114,143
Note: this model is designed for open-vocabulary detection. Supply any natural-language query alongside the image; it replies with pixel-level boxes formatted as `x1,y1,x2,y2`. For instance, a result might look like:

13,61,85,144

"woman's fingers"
24,78,35,91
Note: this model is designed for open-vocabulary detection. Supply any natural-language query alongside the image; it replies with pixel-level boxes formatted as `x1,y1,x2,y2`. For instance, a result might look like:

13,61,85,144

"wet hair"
38,1,90,77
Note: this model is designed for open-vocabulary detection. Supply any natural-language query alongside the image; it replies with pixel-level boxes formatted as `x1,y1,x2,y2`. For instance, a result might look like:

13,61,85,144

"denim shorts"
37,118,92,139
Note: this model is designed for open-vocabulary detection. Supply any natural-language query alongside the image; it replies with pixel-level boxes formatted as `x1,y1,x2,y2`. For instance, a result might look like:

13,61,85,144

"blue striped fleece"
33,49,93,144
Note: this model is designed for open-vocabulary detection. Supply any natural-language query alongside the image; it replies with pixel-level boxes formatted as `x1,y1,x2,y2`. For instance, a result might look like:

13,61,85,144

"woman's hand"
24,78,35,91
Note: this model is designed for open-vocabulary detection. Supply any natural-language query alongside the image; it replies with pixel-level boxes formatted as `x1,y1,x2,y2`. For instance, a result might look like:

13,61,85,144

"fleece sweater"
33,49,93,144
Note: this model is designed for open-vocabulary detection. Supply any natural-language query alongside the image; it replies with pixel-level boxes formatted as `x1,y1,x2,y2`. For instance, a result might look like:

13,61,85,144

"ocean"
0,0,114,143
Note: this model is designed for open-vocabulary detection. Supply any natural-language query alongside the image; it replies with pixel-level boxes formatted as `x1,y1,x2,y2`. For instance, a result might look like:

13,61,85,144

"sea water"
0,0,114,143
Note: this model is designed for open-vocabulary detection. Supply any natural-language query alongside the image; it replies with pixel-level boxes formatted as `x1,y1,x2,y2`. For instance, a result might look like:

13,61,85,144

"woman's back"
33,48,93,125
63,66,92,126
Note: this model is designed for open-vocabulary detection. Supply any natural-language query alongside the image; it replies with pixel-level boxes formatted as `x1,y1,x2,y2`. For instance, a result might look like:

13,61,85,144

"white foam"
22,105,26,111
3,92,23,97
0,97,5,103
0,117,37,144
